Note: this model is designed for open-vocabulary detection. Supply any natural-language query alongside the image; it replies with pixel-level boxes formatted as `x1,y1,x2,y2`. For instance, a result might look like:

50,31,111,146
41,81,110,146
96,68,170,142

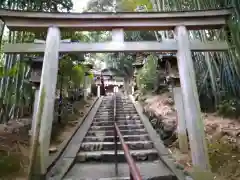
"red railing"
113,94,142,180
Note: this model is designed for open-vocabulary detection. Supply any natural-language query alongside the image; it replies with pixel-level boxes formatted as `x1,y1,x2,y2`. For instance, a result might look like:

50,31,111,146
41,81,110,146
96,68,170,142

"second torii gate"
0,8,232,179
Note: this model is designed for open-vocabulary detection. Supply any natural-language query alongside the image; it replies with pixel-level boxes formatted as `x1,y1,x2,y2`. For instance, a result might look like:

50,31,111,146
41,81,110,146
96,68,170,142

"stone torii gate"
0,8,231,179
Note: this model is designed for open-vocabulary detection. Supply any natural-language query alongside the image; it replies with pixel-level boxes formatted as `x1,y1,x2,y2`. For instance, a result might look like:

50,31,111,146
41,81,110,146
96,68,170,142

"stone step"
116,108,135,110
116,114,139,117
92,120,143,126
97,108,113,111
76,149,159,162
96,111,113,113
98,107,112,108
97,109,113,114
116,103,133,105
94,117,141,121
98,177,129,180
95,115,114,118
95,115,113,118
115,117,140,121
87,129,147,136
116,110,136,112
115,105,134,107
80,141,154,151
64,162,175,180
90,124,145,131
94,117,114,120
116,114,139,120
83,134,150,142
116,110,137,113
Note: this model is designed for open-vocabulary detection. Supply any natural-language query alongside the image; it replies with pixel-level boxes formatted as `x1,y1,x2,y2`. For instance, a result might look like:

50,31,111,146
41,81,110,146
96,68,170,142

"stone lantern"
28,56,43,87
132,53,145,94
95,76,101,97
112,76,119,93
24,55,64,135
83,63,93,100
23,56,43,136
161,55,178,78
166,76,181,87
133,53,145,70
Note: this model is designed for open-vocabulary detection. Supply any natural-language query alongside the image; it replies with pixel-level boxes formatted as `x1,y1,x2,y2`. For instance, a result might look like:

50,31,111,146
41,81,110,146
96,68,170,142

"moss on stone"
208,140,240,179
0,151,21,177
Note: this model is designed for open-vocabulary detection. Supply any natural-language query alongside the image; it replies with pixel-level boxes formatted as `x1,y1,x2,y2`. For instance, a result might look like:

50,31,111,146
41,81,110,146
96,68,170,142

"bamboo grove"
0,0,95,123
0,0,240,123
86,0,240,113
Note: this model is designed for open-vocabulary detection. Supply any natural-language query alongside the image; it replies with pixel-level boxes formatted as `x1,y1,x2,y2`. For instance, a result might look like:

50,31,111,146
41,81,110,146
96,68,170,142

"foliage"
86,0,116,12
58,57,85,89
116,0,240,113
0,0,73,12
208,139,240,179
0,61,20,78
88,72,94,80
85,0,240,111
0,151,22,178
136,54,158,93
85,0,158,81
0,0,77,123
120,0,153,11
104,53,135,78
217,99,240,119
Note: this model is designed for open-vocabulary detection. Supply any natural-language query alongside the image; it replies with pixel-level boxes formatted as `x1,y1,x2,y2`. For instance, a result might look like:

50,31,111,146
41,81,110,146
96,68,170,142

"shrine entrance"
0,8,232,179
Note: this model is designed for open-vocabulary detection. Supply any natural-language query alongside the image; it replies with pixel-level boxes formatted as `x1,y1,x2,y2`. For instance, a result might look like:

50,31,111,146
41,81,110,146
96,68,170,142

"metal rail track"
46,93,189,180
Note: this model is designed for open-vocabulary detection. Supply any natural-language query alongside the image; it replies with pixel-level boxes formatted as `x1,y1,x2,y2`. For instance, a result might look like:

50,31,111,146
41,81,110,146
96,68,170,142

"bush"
0,151,21,177
136,54,158,93
217,99,240,119
208,140,240,179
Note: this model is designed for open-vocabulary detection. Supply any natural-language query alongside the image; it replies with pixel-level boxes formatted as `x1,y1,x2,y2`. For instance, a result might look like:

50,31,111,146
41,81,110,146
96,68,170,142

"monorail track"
46,93,189,180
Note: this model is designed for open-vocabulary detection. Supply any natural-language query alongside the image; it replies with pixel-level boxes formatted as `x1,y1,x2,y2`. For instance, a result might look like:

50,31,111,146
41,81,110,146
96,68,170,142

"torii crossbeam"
0,8,231,31
0,8,231,53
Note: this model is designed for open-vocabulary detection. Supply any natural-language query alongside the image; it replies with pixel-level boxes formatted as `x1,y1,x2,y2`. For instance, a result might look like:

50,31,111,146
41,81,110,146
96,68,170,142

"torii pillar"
28,26,60,179
175,26,211,176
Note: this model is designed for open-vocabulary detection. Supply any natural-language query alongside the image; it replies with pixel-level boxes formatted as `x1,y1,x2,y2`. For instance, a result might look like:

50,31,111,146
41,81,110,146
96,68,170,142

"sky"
2,0,91,36
71,0,107,69
72,0,91,12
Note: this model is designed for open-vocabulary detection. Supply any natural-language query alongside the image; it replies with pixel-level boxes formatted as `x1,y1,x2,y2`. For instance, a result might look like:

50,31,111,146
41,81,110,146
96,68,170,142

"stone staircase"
63,95,177,180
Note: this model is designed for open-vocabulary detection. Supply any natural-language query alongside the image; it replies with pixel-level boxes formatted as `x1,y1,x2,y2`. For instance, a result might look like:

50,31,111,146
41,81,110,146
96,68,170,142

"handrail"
113,94,142,180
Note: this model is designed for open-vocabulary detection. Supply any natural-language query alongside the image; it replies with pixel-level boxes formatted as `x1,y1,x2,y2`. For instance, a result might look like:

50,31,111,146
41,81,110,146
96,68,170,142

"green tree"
0,0,74,123
119,0,240,111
